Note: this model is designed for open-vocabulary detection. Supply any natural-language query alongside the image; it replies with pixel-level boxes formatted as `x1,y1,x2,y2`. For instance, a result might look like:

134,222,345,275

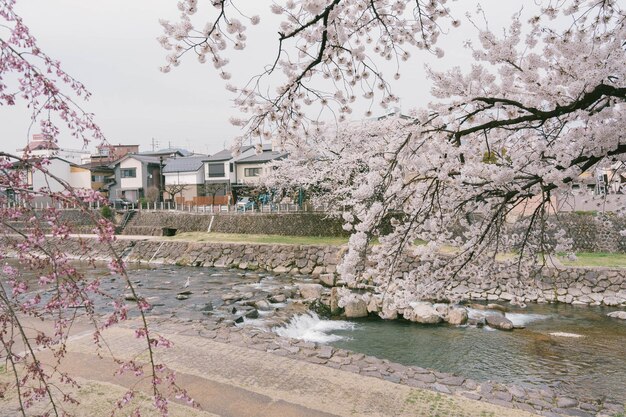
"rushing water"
279,304,626,403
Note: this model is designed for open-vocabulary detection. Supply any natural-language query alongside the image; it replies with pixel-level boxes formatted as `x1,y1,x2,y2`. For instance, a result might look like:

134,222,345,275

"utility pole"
159,156,164,203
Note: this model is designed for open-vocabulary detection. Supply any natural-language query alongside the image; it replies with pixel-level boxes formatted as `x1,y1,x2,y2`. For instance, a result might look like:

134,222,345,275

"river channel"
7,262,626,406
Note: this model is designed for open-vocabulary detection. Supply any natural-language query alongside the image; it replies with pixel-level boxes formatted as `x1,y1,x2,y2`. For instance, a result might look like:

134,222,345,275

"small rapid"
273,312,355,343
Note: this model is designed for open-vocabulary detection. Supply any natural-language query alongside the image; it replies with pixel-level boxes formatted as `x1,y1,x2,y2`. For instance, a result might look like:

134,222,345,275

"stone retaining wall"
52,237,626,308
122,211,349,237
121,211,626,253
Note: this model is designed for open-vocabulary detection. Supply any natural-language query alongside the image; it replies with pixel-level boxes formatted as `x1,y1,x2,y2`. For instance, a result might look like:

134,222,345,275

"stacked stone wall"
48,237,626,308
120,211,626,253
548,213,626,252
122,211,213,235
122,211,348,237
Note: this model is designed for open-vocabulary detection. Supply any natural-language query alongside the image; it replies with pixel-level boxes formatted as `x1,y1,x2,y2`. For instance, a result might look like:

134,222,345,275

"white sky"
0,1,527,156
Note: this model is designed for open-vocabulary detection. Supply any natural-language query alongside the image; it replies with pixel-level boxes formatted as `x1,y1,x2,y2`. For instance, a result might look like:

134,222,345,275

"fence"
0,200,339,214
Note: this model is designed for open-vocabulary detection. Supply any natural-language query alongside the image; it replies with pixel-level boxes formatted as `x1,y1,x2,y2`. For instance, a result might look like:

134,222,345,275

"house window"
208,163,225,178
121,168,137,178
91,174,105,182
244,168,261,177
229,162,234,173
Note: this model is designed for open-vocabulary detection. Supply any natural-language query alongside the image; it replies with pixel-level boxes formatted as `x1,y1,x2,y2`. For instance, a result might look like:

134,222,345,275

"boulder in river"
607,311,626,320
405,302,442,324
485,314,514,330
269,294,287,303
298,283,324,300
254,300,272,311
447,306,468,325
486,303,508,313
344,299,368,318
244,309,259,319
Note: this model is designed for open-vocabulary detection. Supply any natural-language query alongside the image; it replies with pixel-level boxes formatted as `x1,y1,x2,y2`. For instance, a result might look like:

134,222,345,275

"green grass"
559,252,626,268
167,232,349,246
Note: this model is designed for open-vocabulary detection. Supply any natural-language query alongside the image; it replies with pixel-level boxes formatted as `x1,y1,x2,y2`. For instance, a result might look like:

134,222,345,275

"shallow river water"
8,261,626,404
324,303,626,403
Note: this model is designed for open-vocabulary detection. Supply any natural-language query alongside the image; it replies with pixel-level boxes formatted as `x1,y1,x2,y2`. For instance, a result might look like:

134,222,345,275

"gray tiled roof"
236,150,287,164
203,145,255,161
163,155,207,173
140,148,191,157
127,154,162,164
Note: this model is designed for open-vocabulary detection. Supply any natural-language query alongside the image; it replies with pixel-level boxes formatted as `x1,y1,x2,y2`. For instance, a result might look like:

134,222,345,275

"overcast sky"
1,1,527,156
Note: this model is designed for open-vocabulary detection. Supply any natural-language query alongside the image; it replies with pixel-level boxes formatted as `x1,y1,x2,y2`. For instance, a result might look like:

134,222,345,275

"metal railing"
0,200,340,214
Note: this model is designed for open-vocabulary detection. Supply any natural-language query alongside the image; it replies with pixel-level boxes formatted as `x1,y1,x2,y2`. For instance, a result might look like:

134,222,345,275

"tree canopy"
163,0,625,312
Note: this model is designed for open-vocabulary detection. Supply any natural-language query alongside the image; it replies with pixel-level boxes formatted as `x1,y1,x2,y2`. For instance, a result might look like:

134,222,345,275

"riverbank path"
0,317,542,417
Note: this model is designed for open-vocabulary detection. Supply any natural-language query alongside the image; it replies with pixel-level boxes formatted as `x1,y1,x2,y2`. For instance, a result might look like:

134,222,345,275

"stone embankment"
50,237,626,309
200,325,623,417
122,211,349,237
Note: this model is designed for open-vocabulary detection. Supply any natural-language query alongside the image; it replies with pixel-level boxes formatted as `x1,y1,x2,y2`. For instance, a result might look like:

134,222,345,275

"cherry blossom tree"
163,0,625,315
1,1,193,415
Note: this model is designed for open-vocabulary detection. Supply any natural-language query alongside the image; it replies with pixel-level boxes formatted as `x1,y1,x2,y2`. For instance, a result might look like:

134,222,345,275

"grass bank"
559,252,626,268
167,232,626,268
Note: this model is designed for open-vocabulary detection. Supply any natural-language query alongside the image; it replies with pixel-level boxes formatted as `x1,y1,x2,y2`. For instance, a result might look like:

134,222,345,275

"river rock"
367,297,380,313
330,287,340,315
176,294,189,300
222,292,242,302
607,310,626,320
318,273,335,287
467,317,485,327
254,300,272,311
447,307,468,325
344,299,368,318
298,283,323,300
244,309,259,319
486,303,508,313
485,314,514,330
269,294,286,303
405,302,442,324
433,303,449,317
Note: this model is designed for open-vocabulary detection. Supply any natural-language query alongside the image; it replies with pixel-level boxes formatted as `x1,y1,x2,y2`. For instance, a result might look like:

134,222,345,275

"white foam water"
505,313,549,327
549,332,584,338
273,312,356,343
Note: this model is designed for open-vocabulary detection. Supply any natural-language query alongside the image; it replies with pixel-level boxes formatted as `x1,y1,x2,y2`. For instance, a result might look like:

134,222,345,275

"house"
80,161,115,198
162,155,207,204
18,134,90,165
108,154,164,203
140,148,189,158
7,156,92,205
234,146,288,187
90,143,139,164
202,146,255,203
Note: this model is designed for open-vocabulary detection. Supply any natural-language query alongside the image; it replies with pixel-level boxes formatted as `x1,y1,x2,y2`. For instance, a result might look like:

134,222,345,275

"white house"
108,154,164,202
162,155,207,203
19,134,90,165
12,157,92,205
202,146,256,202
235,147,287,186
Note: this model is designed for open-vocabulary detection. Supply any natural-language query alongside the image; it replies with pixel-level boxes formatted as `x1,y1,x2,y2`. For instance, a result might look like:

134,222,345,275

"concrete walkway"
1,320,541,417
